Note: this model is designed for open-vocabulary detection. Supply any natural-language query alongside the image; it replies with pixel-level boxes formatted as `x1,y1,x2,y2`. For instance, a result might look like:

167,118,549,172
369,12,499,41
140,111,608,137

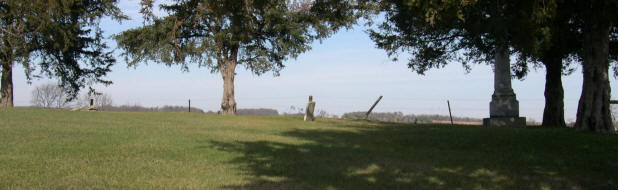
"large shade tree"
534,11,580,128
526,0,617,132
0,0,126,107
115,0,360,115
371,0,617,132
0,0,31,107
368,0,538,114
513,0,618,130
571,0,617,132
509,2,581,128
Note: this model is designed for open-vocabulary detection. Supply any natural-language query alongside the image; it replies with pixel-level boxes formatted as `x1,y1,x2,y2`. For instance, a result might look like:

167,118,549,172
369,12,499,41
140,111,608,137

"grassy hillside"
0,108,617,189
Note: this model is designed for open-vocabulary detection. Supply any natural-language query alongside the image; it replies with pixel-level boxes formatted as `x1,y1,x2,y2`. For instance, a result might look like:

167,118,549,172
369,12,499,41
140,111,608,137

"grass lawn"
0,108,617,189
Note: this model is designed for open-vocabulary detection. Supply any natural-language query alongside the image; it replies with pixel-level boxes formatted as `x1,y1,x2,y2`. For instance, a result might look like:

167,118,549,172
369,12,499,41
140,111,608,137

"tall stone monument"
483,45,526,127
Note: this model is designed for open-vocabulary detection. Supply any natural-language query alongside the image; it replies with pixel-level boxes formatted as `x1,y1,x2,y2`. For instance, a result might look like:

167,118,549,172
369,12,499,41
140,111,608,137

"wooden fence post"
447,100,453,125
365,95,383,120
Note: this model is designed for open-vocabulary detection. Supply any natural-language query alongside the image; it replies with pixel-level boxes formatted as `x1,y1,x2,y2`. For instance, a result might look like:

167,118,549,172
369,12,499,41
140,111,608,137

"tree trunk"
220,58,237,115
0,61,13,108
575,5,614,133
542,56,566,127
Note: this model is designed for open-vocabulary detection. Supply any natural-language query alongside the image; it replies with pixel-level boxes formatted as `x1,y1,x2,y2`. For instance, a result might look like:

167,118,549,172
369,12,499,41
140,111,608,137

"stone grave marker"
483,45,526,127
304,95,315,121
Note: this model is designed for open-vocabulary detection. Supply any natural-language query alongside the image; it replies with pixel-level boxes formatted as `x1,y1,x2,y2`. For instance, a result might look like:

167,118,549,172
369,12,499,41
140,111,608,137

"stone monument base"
483,117,526,127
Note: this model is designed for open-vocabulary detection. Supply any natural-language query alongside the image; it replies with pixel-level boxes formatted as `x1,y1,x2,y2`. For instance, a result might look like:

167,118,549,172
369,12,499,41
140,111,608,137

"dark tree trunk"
575,5,614,133
542,55,566,127
220,57,237,115
0,61,13,108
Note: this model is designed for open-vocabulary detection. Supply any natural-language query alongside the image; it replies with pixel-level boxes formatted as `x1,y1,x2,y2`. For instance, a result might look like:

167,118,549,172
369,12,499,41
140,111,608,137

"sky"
9,0,618,121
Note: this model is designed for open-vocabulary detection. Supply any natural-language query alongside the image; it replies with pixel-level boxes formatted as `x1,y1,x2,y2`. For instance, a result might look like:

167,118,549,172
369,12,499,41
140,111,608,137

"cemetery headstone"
88,99,97,111
304,95,315,121
483,45,526,127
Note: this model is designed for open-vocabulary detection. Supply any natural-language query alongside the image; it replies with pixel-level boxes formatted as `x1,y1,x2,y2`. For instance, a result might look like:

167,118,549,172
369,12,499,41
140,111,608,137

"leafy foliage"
115,0,363,114
0,0,126,100
369,0,538,76
115,0,361,75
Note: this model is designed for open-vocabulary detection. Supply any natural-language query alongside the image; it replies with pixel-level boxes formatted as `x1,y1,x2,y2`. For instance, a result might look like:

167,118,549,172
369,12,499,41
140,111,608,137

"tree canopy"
115,0,362,114
370,0,617,132
0,0,126,107
369,0,539,74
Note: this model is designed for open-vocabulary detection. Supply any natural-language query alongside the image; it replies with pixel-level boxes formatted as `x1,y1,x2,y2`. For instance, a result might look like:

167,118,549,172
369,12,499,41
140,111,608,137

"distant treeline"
99,105,204,113
415,114,482,122
341,112,482,124
98,106,282,116
236,108,279,116
95,106,483,124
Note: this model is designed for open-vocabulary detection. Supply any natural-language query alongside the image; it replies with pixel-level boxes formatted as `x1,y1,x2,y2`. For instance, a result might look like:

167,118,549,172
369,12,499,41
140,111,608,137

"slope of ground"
0,108,616,189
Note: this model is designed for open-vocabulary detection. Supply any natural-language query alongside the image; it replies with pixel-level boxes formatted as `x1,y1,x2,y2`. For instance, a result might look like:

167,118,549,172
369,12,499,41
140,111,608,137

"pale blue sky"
10,0,618,121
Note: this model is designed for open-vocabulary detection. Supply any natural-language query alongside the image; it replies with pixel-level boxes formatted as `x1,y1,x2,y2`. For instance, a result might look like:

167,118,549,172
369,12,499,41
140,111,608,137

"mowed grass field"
1,108,617,189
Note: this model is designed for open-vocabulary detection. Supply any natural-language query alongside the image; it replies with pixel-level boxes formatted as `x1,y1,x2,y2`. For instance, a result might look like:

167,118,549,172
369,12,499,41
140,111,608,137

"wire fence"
15,94,618,126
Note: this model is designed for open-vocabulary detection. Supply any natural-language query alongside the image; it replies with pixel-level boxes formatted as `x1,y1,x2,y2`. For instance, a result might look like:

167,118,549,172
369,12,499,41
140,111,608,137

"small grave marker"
88,99,97,111
304,95,315,121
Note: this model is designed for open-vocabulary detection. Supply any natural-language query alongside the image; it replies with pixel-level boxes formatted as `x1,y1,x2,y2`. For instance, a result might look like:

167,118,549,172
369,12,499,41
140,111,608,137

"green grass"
0,108,617,189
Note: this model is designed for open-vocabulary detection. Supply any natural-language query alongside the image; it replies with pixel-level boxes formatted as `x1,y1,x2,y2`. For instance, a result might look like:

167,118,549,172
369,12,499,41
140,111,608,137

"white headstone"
304,96,315,121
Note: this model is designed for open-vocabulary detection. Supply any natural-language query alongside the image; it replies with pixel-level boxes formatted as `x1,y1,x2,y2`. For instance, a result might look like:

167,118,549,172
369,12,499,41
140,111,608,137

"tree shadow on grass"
206,121,618,189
